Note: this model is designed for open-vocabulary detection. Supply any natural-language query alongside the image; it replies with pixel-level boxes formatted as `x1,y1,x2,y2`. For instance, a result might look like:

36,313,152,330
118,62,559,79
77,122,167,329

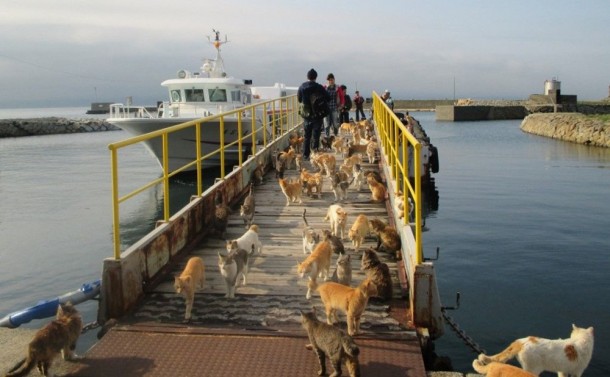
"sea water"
0,109,608,374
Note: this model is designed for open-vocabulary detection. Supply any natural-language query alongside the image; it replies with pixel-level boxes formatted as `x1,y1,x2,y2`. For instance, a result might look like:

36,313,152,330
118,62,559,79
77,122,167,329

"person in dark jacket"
297,68,329,161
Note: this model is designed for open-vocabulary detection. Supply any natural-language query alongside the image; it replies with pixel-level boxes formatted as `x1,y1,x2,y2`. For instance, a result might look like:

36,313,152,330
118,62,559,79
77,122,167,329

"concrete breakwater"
520,113,610,148
0,117,119,138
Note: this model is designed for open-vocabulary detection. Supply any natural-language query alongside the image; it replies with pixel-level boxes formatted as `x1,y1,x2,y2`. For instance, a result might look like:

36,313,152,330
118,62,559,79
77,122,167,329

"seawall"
0,117,119,138
520,113,610,148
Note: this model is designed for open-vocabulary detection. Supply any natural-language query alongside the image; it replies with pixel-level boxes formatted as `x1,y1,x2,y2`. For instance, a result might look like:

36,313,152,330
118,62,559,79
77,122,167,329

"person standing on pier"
323,73,343,137
339,85,351,124
298,68,329,161
382,89,394,110
353,90,366,121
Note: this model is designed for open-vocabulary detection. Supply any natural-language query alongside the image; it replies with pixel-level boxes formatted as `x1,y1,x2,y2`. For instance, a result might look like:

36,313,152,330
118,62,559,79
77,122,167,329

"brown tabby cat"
6,302,82,377
471,361,536,377
240,183,255,229
361,248,393,301
278,177,303,206
212,190,230,239
300,308,360,377
316,278,378,336
297,240,333,299
252,160,265,185
174,256,205,321
369,218,402,260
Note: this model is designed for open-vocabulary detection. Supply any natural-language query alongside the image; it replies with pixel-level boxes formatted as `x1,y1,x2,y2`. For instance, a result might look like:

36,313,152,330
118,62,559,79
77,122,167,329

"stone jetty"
0,117,119,138
520,113,610,148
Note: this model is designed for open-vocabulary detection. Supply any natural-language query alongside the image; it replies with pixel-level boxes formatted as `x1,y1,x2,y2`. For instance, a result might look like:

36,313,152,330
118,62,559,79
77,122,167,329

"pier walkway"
64,144,427,376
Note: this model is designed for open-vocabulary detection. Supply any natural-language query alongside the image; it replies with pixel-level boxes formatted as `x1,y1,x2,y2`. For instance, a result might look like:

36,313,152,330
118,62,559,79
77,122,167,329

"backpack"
300,88,329,120
343,94,352,111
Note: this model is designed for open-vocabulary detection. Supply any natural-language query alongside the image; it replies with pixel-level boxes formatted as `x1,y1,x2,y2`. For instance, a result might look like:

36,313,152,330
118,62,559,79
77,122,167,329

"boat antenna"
205,29,229,78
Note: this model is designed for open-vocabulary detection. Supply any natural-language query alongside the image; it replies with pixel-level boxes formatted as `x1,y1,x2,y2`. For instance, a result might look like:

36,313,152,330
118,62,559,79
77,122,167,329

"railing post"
414,143,423,264
110,147,121,260
196,122,202,196
220,118,225,178
162,133,170,222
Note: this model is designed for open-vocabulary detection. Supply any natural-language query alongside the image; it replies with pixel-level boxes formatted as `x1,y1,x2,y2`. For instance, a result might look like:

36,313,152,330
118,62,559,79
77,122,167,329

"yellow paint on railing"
372,92,424,265
108,95,299,260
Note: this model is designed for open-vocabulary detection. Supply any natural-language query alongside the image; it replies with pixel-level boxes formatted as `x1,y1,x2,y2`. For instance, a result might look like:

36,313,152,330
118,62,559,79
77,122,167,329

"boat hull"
107,117,266,171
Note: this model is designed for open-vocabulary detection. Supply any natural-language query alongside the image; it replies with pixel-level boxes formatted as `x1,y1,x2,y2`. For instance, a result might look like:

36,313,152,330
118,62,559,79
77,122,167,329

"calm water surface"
0,109,608,375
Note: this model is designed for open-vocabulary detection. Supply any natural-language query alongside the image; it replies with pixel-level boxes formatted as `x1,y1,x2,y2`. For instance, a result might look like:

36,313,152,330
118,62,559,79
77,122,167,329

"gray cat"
300,308,360,377
218,248,249,299
322,229,345,255
331,253,352,286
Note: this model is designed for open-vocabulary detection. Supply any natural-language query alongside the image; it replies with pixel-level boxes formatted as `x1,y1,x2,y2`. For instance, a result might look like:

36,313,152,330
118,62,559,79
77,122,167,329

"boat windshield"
209,88,227,102
185,89,205,102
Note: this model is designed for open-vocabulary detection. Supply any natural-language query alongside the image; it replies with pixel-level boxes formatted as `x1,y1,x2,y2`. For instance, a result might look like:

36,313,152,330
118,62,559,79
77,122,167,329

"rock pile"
0,117,119,138
520,113,610,148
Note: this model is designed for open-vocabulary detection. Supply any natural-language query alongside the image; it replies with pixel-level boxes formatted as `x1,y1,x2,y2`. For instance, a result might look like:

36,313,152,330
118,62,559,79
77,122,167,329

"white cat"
218,248,249,299
302,209,320,254
323,204,348,240
477,324,594,377
226,224,263,256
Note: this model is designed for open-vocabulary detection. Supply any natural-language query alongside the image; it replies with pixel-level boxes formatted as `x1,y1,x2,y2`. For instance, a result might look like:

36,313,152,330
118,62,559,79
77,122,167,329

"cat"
240,183,255,229
472,361,536,377
303,172,324,198
367,174,387,203
342,153,362,171
277,145,296,170
394,190,413,221
348,214,370,252
330,171,353,203
311,151,336,176
297,240,333,299
331,136,346,155
212,189,230,239
331,253,352,286
320,134,335,151
218,248,249,298
366,139,378,164
295,153,303,172
174,256,205,321
226,224,263,256
275,150,286,179
364,170,383,185
300,308,360,377
477,324,594,377
369,218,402,260
6,302,83,377
360,248,393,301
278,177,302,206
252,160,265,185
302,208,320,254
316,278,378,336
322,229,345,255
352,164,365,192
324,204,348,239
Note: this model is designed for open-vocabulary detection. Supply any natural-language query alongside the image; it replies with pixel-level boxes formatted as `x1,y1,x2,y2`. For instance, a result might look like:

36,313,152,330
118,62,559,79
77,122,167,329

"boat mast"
204,29,229,78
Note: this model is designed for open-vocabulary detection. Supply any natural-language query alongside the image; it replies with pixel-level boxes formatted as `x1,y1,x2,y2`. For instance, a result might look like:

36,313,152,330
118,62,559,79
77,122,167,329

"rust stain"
564,344,578,361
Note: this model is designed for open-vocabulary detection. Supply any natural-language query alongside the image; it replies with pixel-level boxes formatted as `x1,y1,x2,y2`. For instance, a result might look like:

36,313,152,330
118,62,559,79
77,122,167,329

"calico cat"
300,308,360,377
369,218,402,260
218,248,249,298
297,240,333,299
240,183,255,229
471,361,535,377
322,229,345,255
174,256,205,321
331,253,352,286
302,209,320,254
367,174,387,203
278,177,302,206
348,214,370,252
6,302,83,377
324,204,348,240
360,248,393,301
226,224,263,256
316,278,378,336
477,324,594,377
212,190,230,239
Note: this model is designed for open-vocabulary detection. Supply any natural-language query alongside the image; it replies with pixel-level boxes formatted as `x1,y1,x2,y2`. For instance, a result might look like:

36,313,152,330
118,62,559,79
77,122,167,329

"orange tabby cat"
316,278,378,336
297,240,333,299
278,177,302,206
366,140,378,164
311,151,336,176
472,361,536,377
348,214,370,252
278,145,297,170
174,256,205,321
367,175,386,203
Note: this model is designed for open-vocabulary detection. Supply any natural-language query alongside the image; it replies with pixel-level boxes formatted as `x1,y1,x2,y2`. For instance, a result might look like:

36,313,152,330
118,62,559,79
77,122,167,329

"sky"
0,0,609,108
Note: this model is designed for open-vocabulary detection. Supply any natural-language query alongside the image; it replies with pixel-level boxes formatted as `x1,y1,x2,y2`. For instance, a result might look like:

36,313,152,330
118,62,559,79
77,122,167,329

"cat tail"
302,208,309,226
5,356,34,377
341,336,360,357
477,340,521,364
471,359,490,374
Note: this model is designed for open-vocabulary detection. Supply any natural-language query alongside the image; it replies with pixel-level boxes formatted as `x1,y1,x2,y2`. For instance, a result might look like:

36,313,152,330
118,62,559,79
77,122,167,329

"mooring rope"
441,308,486,355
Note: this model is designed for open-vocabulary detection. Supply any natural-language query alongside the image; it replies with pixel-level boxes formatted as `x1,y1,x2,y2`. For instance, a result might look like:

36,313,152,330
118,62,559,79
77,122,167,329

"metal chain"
441,309,486,355
81,321,100,334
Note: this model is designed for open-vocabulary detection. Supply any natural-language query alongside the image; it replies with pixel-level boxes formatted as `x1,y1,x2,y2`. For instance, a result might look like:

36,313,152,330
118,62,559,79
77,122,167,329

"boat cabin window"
208,88,227,102
185,89,205,102
171,90,181,102
231,90,241,102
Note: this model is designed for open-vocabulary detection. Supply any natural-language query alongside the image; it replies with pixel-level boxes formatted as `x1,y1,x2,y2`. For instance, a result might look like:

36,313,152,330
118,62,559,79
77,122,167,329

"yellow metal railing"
108,95,299,259
372,92,424,264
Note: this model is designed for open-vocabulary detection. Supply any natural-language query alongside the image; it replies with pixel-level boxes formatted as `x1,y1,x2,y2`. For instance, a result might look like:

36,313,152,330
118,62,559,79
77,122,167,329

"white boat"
107,30,296,171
